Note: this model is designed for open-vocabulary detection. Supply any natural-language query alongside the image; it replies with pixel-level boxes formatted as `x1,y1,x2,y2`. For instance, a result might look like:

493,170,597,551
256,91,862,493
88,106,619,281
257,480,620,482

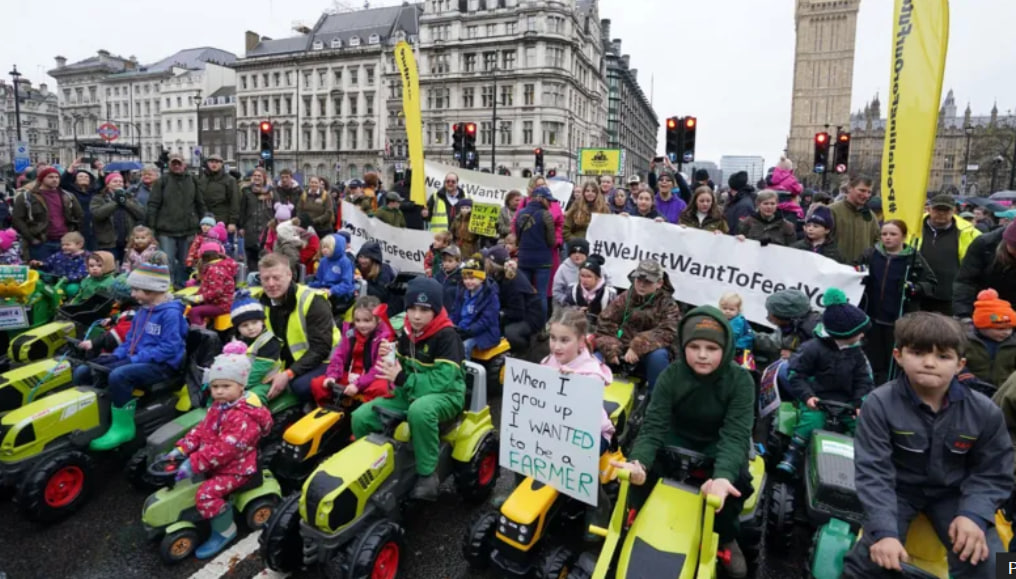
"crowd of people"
7,151,1016,577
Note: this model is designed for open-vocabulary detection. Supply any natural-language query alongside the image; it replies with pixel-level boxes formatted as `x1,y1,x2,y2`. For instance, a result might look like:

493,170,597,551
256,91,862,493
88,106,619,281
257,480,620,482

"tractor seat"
233,471,264,494
602,400,620,417
212,313,232,332
139,329,221,398
472,338,511,361
439,418,461,436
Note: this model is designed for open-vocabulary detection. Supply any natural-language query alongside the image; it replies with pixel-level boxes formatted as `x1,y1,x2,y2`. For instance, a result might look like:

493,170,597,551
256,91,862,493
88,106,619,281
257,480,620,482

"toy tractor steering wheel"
899,563,941,579
373,405,408,436
147,456,185,487
660,446,715,484
815,399,857,432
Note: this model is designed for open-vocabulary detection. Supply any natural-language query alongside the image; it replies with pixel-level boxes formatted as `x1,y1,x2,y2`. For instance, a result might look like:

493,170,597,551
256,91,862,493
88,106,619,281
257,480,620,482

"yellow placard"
468,203,500,238
881,0,950,240
395,41,425,206
577,148,624,177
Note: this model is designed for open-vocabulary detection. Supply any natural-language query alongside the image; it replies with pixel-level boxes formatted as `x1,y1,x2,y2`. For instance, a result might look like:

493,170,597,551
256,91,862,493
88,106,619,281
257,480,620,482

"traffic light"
464,122,478,169
259,121,275,173
547,169,557,178
452,123,464,162
681,116,697,163
665,117,680,163
534,147,544,174
156,148,170,171
834,131,851,174
813,132,830,174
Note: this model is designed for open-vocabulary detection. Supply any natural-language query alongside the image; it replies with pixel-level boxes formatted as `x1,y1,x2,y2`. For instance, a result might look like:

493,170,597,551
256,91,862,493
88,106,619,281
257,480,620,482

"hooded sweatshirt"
325,321,395,398
628,306,755,482
310,234,356,298
393,309,465,402
73,251,117,304
113,299,187,369
541,349,615,440
654,192,687,224
451,279,501,350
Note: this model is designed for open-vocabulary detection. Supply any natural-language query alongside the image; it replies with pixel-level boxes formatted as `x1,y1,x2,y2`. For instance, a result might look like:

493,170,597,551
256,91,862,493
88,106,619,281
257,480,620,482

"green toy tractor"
141,455,282,564
0,329,220,522
0,267,64,368
567,446,768,579
460,377,639,578
766,399,863,554
6,292,116,367
267,393,362,493
259,360,499,576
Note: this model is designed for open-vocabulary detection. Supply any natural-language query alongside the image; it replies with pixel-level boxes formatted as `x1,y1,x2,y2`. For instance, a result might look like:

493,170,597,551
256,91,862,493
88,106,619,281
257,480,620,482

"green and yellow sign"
468,203,501,238
577,148,625,176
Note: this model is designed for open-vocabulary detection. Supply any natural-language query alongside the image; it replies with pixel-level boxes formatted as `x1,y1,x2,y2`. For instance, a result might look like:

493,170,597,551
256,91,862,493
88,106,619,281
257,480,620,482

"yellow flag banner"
395,41,426,206
881,0,950,238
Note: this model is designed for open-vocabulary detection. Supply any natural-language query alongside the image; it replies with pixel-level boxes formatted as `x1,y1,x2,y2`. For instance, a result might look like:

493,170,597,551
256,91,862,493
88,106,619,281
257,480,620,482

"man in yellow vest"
423,172,467,232
258,253,341,401
909,194,981,316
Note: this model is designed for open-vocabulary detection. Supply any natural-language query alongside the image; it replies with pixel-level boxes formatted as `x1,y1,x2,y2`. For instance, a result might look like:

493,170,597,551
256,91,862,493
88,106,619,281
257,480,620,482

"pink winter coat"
177,398,273,477
325,322,395,394
770,167,803,196
777,201,805,221
541,349,615,440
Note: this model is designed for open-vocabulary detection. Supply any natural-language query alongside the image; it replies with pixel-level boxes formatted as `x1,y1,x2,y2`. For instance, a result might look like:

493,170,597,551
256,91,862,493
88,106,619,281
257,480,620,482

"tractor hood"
300,437,395,534
0,388,100,462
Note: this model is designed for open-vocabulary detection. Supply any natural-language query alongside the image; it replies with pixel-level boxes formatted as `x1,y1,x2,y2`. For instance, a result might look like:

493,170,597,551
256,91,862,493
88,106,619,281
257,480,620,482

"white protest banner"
500,358,602,506
340,201,433,274
423,160,574,207
586,214,865,327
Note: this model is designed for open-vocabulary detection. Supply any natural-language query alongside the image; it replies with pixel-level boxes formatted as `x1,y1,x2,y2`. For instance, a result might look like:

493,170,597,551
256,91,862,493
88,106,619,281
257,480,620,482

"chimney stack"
245,31,262,54
55,56,67,68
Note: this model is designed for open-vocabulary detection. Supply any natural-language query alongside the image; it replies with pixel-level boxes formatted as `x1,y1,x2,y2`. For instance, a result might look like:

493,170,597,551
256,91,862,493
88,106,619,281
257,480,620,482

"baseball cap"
627,175,641,185
207,153,224,162
929,194,955,210
483,245,510,266
168,153,185,163
629,260,663,283
348,179,364,188
439,245,461,259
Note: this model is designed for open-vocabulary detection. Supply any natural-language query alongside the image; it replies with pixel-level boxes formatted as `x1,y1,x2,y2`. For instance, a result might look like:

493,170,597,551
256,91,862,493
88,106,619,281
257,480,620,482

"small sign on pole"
97,123,120,142
468,202,500,238
500,358,603,506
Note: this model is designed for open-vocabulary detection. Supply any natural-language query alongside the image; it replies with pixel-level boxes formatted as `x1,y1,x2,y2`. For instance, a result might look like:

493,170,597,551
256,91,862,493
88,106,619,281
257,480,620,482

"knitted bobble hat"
972,288,1016,330
231,295,266,326
126,262,172,292
205,341,252,387
820,288,871,339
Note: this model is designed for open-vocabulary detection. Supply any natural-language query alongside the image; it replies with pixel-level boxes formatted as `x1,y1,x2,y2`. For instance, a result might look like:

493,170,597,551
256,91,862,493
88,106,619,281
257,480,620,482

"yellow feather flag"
394,41,426,206
882,0,950,238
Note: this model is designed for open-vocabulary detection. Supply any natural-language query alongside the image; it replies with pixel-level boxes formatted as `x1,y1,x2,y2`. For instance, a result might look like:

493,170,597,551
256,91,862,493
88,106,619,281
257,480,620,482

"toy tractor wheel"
766,481,795,554
565,553,596,579
16,449,93,522
455,434,499,504
243,495,279,531
345,519,405,579
537,545,578,579
764,417,786,472
462,509,498,570
259,492,304,573
159,527,201,564
125,448,159,493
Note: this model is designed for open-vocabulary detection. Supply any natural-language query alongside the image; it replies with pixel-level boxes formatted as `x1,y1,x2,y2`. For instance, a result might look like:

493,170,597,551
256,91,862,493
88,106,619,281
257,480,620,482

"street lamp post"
193,90,203,166
8,65,22,141
964,125,974,194
490,66,498,173
990,155,1004,194
1010,119,1016,190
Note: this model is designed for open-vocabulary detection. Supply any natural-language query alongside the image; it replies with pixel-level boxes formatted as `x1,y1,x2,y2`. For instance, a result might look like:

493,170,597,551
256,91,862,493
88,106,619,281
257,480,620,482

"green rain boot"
196,506,238,559
89,400,138,451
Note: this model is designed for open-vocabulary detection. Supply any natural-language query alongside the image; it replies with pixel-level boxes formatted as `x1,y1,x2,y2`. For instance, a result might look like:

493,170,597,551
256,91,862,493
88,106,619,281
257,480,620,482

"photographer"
91,172,146,263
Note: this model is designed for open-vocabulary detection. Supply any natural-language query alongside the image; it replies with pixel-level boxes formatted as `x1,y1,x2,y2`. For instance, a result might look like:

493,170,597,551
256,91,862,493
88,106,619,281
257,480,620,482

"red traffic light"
534,147,542,155
259,121,272,132
815,132,828,144
465,123,477,135
666,118,677,130
685,117,696,129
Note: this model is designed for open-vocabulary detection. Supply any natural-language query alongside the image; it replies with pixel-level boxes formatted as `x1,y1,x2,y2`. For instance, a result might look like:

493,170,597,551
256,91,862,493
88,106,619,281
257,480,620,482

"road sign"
577,148,624,176
97,123,120,142
13,141,30,173
192,146,203,167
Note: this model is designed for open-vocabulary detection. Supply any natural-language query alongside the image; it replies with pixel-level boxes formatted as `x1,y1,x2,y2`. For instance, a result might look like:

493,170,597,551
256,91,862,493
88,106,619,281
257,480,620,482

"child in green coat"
612,306,756,578
70,251,117,305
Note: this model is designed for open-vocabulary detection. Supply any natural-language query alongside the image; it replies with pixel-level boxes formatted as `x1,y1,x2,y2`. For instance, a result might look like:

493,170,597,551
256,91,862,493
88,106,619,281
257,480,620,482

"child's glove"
162,448,185,461
174,458,194,482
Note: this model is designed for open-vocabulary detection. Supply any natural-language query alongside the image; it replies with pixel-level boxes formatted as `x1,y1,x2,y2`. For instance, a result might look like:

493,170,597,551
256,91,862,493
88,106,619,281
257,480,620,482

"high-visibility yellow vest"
429,195,450,233
266,285,341,363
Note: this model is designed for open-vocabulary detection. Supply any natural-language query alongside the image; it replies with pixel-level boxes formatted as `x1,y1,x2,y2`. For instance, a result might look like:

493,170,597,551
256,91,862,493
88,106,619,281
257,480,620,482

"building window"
944,154,955,170
523,84,535,106
462,87,474,108
523,121,533,144
368,34,380,45
365,93,374,115
285,71,293,86
428,88,449,110
333,97,342,116
302,130,311,150
463,53,477,73
542,83,564,107
274,98,281,115
349,94,358,116
499,121,513,145
548,15,565,34
318,70,327,87
348,127,358,149
483,52,497,71
350,67,358,85
349,36,360,47
500,86,513,107
524,46,537,68
176,96,182,108
188,118,194,130
225,117,233,129
481,85,494,108
506,21,517,34
318,130,326,150
547,47,565,68
285,97,293,115
366,67,375,86
252,75,258,89
334,129,342,150
365,127,374,150
429,54,449,75
502,51,516,70
334,68,343,85
480,122,492,145
486,23,497,36
240,75,247,89
262,73,269,87
331,37,342,49
176,119,183,131
273,72,281,86
542,121,562,146
303,71,312,89
303,97,312,117
467,26,478,39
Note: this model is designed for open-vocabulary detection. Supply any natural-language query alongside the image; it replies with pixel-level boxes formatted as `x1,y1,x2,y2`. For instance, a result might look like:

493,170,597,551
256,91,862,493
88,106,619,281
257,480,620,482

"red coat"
177,398,273,477
199,257,237,310
300,233,320,275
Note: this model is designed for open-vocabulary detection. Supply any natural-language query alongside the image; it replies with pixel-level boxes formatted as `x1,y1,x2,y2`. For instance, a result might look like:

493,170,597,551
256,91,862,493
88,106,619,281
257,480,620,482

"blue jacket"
310,234,356,298
451,280,501,350
729,314,754,352
514,202,554,271
113,299,187,369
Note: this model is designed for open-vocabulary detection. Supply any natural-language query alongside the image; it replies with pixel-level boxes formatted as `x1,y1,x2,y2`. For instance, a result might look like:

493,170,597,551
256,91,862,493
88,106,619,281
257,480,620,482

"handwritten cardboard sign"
500,358,603,506
468,202,500,238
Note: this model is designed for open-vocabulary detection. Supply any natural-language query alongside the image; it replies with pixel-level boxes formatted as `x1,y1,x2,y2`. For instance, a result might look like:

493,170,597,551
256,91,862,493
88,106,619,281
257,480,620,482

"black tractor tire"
259,492,304,573
125,447,159,492
566,553,596,579
16,449,94,523
486,355,505,395
766,481,796,554
462,509,498,570
159,527,201,564
455,434,500,503
242,494,279,531
537,545,577,579
345,519,405,579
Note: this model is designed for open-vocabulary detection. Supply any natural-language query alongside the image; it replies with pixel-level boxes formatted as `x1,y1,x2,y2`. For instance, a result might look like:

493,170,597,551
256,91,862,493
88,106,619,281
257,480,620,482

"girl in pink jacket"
541,307,615,448
309,296,395,406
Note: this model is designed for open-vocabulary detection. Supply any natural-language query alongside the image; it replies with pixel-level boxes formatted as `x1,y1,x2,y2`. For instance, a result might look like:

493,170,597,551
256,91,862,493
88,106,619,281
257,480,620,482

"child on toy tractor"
594,259,680,394
73,262,187,451
309,295,393,406
450,258,501,360
162,343,273,558
776,288,874,478
70,251,117,305
754,288,822,367
307,233,357,318
611,306,756,578
229,295,282,402
843,312,1013,579
350,277,465,502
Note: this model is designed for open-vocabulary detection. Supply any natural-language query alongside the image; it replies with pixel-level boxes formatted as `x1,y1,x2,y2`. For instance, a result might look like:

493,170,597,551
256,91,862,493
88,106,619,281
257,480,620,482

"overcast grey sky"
5,0,1015,169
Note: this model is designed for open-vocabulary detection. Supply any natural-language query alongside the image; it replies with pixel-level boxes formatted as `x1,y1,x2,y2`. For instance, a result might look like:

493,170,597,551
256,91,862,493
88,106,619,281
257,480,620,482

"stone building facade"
0,79,60,167
602,20,657,180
